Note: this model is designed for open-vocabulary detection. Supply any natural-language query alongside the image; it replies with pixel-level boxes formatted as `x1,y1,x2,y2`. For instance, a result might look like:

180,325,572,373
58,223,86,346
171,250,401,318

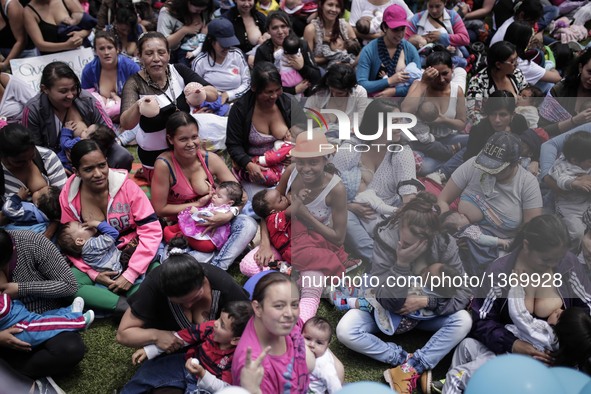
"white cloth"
308,350,342,394
191,49,251,101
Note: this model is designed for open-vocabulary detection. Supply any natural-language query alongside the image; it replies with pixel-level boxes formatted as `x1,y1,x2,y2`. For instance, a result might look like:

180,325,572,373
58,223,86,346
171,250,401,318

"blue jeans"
539,5,560,32
336,309,472,373
211,214,257,270
417,134,469,176
120,353,186,393
345,210,375,262
440,147,466,179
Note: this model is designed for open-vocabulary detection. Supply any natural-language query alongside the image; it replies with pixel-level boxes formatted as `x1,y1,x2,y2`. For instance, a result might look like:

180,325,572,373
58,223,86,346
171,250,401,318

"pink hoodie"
60,169,162,283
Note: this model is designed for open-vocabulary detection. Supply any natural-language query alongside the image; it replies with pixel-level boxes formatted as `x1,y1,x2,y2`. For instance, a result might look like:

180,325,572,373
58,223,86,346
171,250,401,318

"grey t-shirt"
451,157,542,238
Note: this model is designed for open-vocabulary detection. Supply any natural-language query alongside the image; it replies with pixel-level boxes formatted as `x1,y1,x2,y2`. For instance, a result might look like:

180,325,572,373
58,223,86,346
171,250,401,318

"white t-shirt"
451,157,542,237
349,0,412,27
0,75,35,123
490,16,514,46
191,49,251,102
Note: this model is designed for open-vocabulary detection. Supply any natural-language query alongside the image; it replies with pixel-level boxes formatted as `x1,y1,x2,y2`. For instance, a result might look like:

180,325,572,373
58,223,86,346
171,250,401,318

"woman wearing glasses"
356,4,420,98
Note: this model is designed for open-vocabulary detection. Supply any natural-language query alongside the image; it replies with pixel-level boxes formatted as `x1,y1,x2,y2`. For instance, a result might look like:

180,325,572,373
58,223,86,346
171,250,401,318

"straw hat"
290,130,336,158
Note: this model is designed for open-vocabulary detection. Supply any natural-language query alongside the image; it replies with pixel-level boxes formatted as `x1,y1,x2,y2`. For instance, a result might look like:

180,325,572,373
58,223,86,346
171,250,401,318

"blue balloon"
243,270,274,300
552,367,590,394
337,382,395,394
466,355,563,394
578,378,591,394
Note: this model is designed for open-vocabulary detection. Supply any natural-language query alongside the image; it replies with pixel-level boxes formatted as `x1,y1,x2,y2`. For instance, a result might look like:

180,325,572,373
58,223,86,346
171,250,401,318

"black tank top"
26,0,71,54
0,0,34,50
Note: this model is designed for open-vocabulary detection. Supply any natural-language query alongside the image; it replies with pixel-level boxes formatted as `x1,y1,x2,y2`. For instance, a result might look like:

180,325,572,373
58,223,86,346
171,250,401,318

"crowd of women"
2,0,591,392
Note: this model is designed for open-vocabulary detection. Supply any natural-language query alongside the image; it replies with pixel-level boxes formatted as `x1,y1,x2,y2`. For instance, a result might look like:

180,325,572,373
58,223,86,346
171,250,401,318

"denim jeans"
120,353,186,394
211,214,257,270
345,210,375,262
539,5,560,32
417,134,469,176
440,147,466,179
336,309,472,373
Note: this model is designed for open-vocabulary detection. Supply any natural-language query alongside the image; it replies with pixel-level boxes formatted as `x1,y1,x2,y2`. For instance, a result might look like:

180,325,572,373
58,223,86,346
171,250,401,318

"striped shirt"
1,146,67,204
8,230,78,314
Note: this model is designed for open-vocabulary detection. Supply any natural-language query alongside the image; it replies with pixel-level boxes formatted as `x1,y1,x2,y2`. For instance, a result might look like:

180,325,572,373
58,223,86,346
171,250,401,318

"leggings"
71,261,159,310
0,332,85,379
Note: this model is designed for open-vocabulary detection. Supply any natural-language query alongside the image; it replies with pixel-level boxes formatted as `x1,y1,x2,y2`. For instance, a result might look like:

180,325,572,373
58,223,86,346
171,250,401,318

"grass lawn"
53,147,451,393
54,264,452,393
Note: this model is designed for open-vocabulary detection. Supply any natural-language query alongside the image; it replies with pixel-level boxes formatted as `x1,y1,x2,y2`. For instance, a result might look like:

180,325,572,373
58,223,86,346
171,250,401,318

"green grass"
53,146,451,392
54,264,451,393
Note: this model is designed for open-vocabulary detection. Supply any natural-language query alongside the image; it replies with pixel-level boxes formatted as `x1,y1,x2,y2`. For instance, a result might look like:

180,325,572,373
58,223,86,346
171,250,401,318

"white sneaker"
33,376,66,394
83,310,95,329
71,297,84,313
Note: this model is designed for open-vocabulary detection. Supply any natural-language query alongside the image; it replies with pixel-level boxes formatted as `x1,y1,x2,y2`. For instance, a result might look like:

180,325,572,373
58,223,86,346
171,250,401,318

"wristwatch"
230,207,240,217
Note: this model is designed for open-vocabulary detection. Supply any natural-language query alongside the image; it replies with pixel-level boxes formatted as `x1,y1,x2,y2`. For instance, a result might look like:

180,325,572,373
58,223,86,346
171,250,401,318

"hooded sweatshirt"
60,169,162,283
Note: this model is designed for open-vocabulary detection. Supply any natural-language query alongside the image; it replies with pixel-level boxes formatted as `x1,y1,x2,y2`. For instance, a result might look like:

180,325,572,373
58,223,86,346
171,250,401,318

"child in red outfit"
132,301,253,393
252,189,292,263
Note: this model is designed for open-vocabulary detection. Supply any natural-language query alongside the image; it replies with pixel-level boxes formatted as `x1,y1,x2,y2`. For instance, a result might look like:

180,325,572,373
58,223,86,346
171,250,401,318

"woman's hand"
348,202,377,221
0,283,19,298
258,33,271,45
95,271,118,287
286,54,304,70
421,66,439,84
396,239,428,266
201,211,234,235
375,87,397,98
240,346,270,394
246,162,267,184
185,358,206,379
572,175,591,193
572,108,591,127
255,243,275,267
396,296,429,315
66,31,84,48
109,275,132,294
154,330,185,353
512,339,554,365
388,71,410,87
424,31,441,43
0,327,31,352
295,79,310,94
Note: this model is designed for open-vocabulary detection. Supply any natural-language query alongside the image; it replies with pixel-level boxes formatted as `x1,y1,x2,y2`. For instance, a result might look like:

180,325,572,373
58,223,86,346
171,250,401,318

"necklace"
145,66,177,108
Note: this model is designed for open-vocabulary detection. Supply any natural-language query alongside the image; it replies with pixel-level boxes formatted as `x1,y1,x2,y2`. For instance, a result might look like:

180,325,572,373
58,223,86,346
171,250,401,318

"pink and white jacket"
60,169,162,283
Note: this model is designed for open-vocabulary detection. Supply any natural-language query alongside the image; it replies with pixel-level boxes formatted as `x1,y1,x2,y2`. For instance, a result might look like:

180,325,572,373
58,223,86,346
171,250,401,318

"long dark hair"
160,237,206,297
554,307,591,373
311,63,357,94
387,191,440,240
426,45,453,69
70,140,106,170
318,0,344,44
505,21,533,59
564,49,591,91
510,214,570,253
251,61,282,94
487,41,517,76
167,0,212,25
165,111,199,148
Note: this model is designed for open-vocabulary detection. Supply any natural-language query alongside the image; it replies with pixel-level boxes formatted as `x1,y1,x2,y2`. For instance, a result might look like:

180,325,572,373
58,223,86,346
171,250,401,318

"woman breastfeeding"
151,112,257,271
59,140,162,314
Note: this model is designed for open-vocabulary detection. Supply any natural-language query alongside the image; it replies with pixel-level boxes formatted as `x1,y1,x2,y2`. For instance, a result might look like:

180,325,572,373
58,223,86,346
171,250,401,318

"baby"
58,121,96,171
276,34,305,95
1,186,61,234
412,101,462,164
57,220,136,278
236,128,293,186
132,301,254,393
409,35,468,69
302,317,342,394
177,181,243,253
184,82,230,117
252,189,292,263
549,131,591,245
355,10,383,36
515,86,543,129
440,211,512,250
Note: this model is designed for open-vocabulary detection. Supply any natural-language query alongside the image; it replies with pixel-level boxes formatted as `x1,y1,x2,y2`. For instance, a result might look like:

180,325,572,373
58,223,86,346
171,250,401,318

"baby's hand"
296,188,311,201
62,16,75,25
84,220,101,229
132,349,147,365
185,357,206,378
498,238,512,250
17,187,30,200
64,121,78,130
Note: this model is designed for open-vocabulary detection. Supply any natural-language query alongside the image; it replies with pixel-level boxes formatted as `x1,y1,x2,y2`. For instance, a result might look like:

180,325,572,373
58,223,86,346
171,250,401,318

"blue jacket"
471,249,591,354
81,54,140,96
356,39,420,96
2,194,49,226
